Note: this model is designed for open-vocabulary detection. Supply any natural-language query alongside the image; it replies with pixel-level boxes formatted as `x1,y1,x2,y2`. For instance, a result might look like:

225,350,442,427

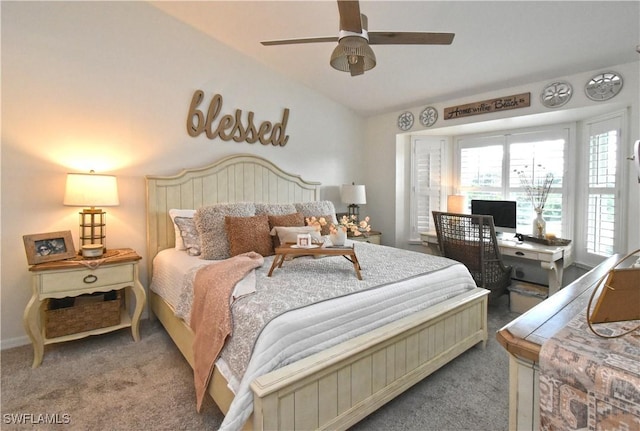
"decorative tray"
523,235,572,246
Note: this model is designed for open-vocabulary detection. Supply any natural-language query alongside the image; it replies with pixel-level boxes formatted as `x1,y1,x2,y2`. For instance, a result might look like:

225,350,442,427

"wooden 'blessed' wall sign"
444,93,530,120
187,90,290,146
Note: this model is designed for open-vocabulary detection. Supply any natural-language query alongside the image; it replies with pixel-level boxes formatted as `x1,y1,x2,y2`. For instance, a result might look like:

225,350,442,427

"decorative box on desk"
23,248,146,368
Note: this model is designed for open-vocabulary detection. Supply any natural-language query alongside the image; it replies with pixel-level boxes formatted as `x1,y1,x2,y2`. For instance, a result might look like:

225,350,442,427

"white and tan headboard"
145,153,320,261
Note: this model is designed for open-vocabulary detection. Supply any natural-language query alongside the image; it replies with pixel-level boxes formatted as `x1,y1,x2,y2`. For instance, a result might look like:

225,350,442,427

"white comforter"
151,244,477,431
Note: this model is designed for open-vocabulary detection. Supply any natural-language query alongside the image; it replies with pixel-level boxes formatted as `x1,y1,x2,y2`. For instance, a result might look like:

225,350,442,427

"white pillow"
270,226,322,246
169,209,196,250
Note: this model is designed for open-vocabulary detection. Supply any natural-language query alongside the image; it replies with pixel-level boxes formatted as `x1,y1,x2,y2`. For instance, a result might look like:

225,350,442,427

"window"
508,138,565,236
409,113,628,265
581,115,624,261
456,127,569,237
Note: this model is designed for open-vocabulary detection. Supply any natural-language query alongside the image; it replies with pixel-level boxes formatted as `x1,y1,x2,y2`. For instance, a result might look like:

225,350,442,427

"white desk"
420,232,573,295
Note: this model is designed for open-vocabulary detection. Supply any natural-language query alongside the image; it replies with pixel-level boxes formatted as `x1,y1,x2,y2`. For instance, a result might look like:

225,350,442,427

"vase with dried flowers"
306,215,371,246
516,165,554,238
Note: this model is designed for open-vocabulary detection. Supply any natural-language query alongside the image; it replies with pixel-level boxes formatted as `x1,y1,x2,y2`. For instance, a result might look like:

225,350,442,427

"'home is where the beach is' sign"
444,93,530,120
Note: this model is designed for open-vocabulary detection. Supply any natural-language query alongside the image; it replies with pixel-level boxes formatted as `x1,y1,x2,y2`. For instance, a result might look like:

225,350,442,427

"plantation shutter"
585,117,621,257
411,138,445,240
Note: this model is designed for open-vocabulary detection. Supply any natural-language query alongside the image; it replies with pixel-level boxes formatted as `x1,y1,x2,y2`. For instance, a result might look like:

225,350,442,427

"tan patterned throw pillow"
268,212,305,247
225,214,274,257
268,212,305,228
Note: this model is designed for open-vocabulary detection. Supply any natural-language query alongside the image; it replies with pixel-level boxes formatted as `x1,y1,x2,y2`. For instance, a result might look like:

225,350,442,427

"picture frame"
23,230,76,265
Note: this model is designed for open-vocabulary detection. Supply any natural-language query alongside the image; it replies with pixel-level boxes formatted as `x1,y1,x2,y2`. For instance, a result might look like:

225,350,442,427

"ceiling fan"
260,0,454,77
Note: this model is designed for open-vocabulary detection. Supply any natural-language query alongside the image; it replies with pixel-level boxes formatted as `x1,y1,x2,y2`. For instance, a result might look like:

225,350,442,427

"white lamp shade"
63,173,119,207
341,184,367,205
447,194,465,213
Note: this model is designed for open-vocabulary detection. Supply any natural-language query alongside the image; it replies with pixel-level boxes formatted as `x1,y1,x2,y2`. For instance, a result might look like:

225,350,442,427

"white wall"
1,2,365,347
365,61,640,255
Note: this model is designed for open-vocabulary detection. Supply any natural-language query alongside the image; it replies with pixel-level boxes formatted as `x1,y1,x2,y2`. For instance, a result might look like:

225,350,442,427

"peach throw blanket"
190,251,264,411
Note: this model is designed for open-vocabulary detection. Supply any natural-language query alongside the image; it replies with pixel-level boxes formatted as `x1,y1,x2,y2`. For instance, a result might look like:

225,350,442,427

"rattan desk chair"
432,211,512,300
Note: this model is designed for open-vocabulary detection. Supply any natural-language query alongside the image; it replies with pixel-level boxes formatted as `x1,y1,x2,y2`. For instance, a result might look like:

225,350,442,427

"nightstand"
349,231,382,245
23,248,146,367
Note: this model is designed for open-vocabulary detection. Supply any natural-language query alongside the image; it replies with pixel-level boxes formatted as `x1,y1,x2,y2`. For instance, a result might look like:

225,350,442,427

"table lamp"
63,171,119,256
447,194,465,213
341,183,366,221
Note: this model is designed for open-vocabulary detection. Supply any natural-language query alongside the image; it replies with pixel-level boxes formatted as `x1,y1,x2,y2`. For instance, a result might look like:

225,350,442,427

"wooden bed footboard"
250,287,489,430
151,287,488,430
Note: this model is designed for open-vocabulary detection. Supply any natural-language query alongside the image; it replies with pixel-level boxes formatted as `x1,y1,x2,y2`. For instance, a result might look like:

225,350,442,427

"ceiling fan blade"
369,32,455,45
261,36,338,46
349,56,365,76
337,0,362,33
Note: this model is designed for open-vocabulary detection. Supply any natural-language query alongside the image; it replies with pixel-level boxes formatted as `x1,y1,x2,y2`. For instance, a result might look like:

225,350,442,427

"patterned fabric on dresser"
538,312,640,431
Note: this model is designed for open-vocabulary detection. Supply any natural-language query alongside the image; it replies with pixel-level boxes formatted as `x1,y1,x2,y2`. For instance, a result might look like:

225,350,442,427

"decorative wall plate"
397,111,414,131
540,81,573,108
585,72,623,101
420,106,438,127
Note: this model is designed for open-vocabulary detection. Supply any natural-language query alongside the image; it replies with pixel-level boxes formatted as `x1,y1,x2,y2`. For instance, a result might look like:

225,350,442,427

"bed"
146,153,489,431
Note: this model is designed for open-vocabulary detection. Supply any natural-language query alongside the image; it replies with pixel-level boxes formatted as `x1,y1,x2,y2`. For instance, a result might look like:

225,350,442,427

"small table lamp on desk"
447,194,465,213
63,171,119,258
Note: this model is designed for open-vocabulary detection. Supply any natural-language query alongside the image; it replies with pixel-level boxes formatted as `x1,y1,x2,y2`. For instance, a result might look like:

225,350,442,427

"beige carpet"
1,295,518,430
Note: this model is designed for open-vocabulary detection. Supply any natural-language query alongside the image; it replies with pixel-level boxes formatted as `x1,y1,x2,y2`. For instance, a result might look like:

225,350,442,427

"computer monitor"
470,199,517,236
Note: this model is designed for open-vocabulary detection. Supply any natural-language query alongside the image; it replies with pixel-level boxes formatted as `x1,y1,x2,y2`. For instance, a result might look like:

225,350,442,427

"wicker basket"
45,290,122,338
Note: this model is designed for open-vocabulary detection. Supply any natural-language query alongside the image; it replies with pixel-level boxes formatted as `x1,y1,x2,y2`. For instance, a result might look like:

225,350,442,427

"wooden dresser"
496,253,624,430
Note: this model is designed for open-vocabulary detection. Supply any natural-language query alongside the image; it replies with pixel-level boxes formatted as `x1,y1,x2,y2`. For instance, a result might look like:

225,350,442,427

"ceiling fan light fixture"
338,34,368,49
262,1,455,75
330,37,376,73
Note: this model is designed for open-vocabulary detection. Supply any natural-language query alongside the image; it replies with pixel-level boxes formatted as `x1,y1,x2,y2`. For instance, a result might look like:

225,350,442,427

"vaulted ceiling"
151,1,640,117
